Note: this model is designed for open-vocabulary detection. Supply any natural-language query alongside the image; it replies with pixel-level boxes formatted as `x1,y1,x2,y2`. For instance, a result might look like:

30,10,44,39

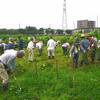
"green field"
0,45,100,100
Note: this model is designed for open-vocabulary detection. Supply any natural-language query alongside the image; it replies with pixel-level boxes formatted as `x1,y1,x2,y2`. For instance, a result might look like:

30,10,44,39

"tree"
25,26,38,34
38,28,44,35
56,29,63,34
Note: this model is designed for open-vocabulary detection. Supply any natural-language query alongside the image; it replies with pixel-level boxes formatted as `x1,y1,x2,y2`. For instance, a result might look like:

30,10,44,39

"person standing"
36,41,43,56
27,38,35,62
0,49,24,92
47,37,56,59
97,40,100,61
89,36,97,63
18,36,24,50
70,43,80,68
80,34,90,65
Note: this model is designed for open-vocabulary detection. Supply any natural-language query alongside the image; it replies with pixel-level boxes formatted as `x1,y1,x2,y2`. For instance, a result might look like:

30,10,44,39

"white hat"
81,34,85,37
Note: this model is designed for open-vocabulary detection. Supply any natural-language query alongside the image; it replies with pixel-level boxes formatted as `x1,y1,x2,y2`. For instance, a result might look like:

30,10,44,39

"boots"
52,56,54,59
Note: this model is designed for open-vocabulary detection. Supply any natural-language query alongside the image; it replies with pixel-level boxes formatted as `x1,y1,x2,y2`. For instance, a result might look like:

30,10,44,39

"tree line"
0,26,72,35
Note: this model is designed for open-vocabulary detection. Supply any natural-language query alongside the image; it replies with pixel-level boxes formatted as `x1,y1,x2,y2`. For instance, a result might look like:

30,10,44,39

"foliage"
0,35,100,100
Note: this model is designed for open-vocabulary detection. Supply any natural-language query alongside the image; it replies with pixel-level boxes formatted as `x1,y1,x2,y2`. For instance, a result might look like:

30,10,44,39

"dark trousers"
62,47,67,55
80,51,89,65
73,53,79,68
90,49,96,62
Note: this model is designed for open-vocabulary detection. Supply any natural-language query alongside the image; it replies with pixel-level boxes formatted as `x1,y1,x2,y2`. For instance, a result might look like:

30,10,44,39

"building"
77,20,95,29
76,20,96,33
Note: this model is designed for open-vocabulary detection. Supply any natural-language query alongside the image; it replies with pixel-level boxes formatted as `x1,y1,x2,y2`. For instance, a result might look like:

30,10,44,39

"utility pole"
73,21,75,29
62,0,67,33
19,24,20,29
18,24,21,34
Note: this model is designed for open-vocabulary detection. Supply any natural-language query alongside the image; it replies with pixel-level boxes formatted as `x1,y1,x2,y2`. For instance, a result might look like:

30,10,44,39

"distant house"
75,20,96,33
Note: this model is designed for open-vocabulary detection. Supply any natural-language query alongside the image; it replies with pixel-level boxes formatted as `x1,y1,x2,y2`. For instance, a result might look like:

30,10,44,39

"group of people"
0,34,100,93
0,49,24,93
27,35,100,69
27,37,44,61
27,36,56,61
70,34,99,68
0,36,58,92
0,37,24,56
0,38,25,93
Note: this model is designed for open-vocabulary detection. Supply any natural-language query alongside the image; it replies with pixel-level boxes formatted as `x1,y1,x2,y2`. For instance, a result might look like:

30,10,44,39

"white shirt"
47,39,56,49
27,41,34,50
0,49,17,70
36,42,43,49
97,40,100,48
4,49,17,55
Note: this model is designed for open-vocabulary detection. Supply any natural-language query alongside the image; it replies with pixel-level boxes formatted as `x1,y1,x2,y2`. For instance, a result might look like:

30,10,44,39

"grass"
0,46,100,100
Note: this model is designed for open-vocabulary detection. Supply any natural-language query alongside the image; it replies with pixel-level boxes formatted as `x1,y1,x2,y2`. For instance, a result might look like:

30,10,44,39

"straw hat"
81,34,85,37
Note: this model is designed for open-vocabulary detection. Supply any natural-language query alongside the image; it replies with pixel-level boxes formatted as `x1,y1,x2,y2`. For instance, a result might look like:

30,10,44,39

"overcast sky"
0,0,99,29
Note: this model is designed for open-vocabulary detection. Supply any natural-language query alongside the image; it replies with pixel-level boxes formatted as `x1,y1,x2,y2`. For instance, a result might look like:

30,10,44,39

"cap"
65,43,70,46
81,34,85,37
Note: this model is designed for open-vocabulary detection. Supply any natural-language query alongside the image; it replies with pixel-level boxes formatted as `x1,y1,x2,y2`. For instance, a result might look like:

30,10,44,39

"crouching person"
0,49,24,92
70,43,80,68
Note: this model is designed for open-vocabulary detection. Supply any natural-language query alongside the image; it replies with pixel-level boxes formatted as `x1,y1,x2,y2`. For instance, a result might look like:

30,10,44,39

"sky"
0,0,99,29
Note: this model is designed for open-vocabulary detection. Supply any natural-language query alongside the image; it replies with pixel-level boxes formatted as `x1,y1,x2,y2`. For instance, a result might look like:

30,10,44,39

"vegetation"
0,33,100,100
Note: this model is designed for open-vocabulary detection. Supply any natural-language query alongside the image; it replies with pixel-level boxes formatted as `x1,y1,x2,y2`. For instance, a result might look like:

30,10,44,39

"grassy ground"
0,46,100,100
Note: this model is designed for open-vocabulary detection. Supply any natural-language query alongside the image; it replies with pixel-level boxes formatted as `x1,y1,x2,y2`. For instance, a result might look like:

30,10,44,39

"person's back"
19,39,24,50
80,39,89,52
70,44,80,68
5,41,15,50
0,49,24,92
36,42,43,49
47,39,56,49
47,37,56,59
36,41,43,56
80,38,89,65
27,38,34,62
0,49,24,71
0,49,17,71
62,42,70,55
